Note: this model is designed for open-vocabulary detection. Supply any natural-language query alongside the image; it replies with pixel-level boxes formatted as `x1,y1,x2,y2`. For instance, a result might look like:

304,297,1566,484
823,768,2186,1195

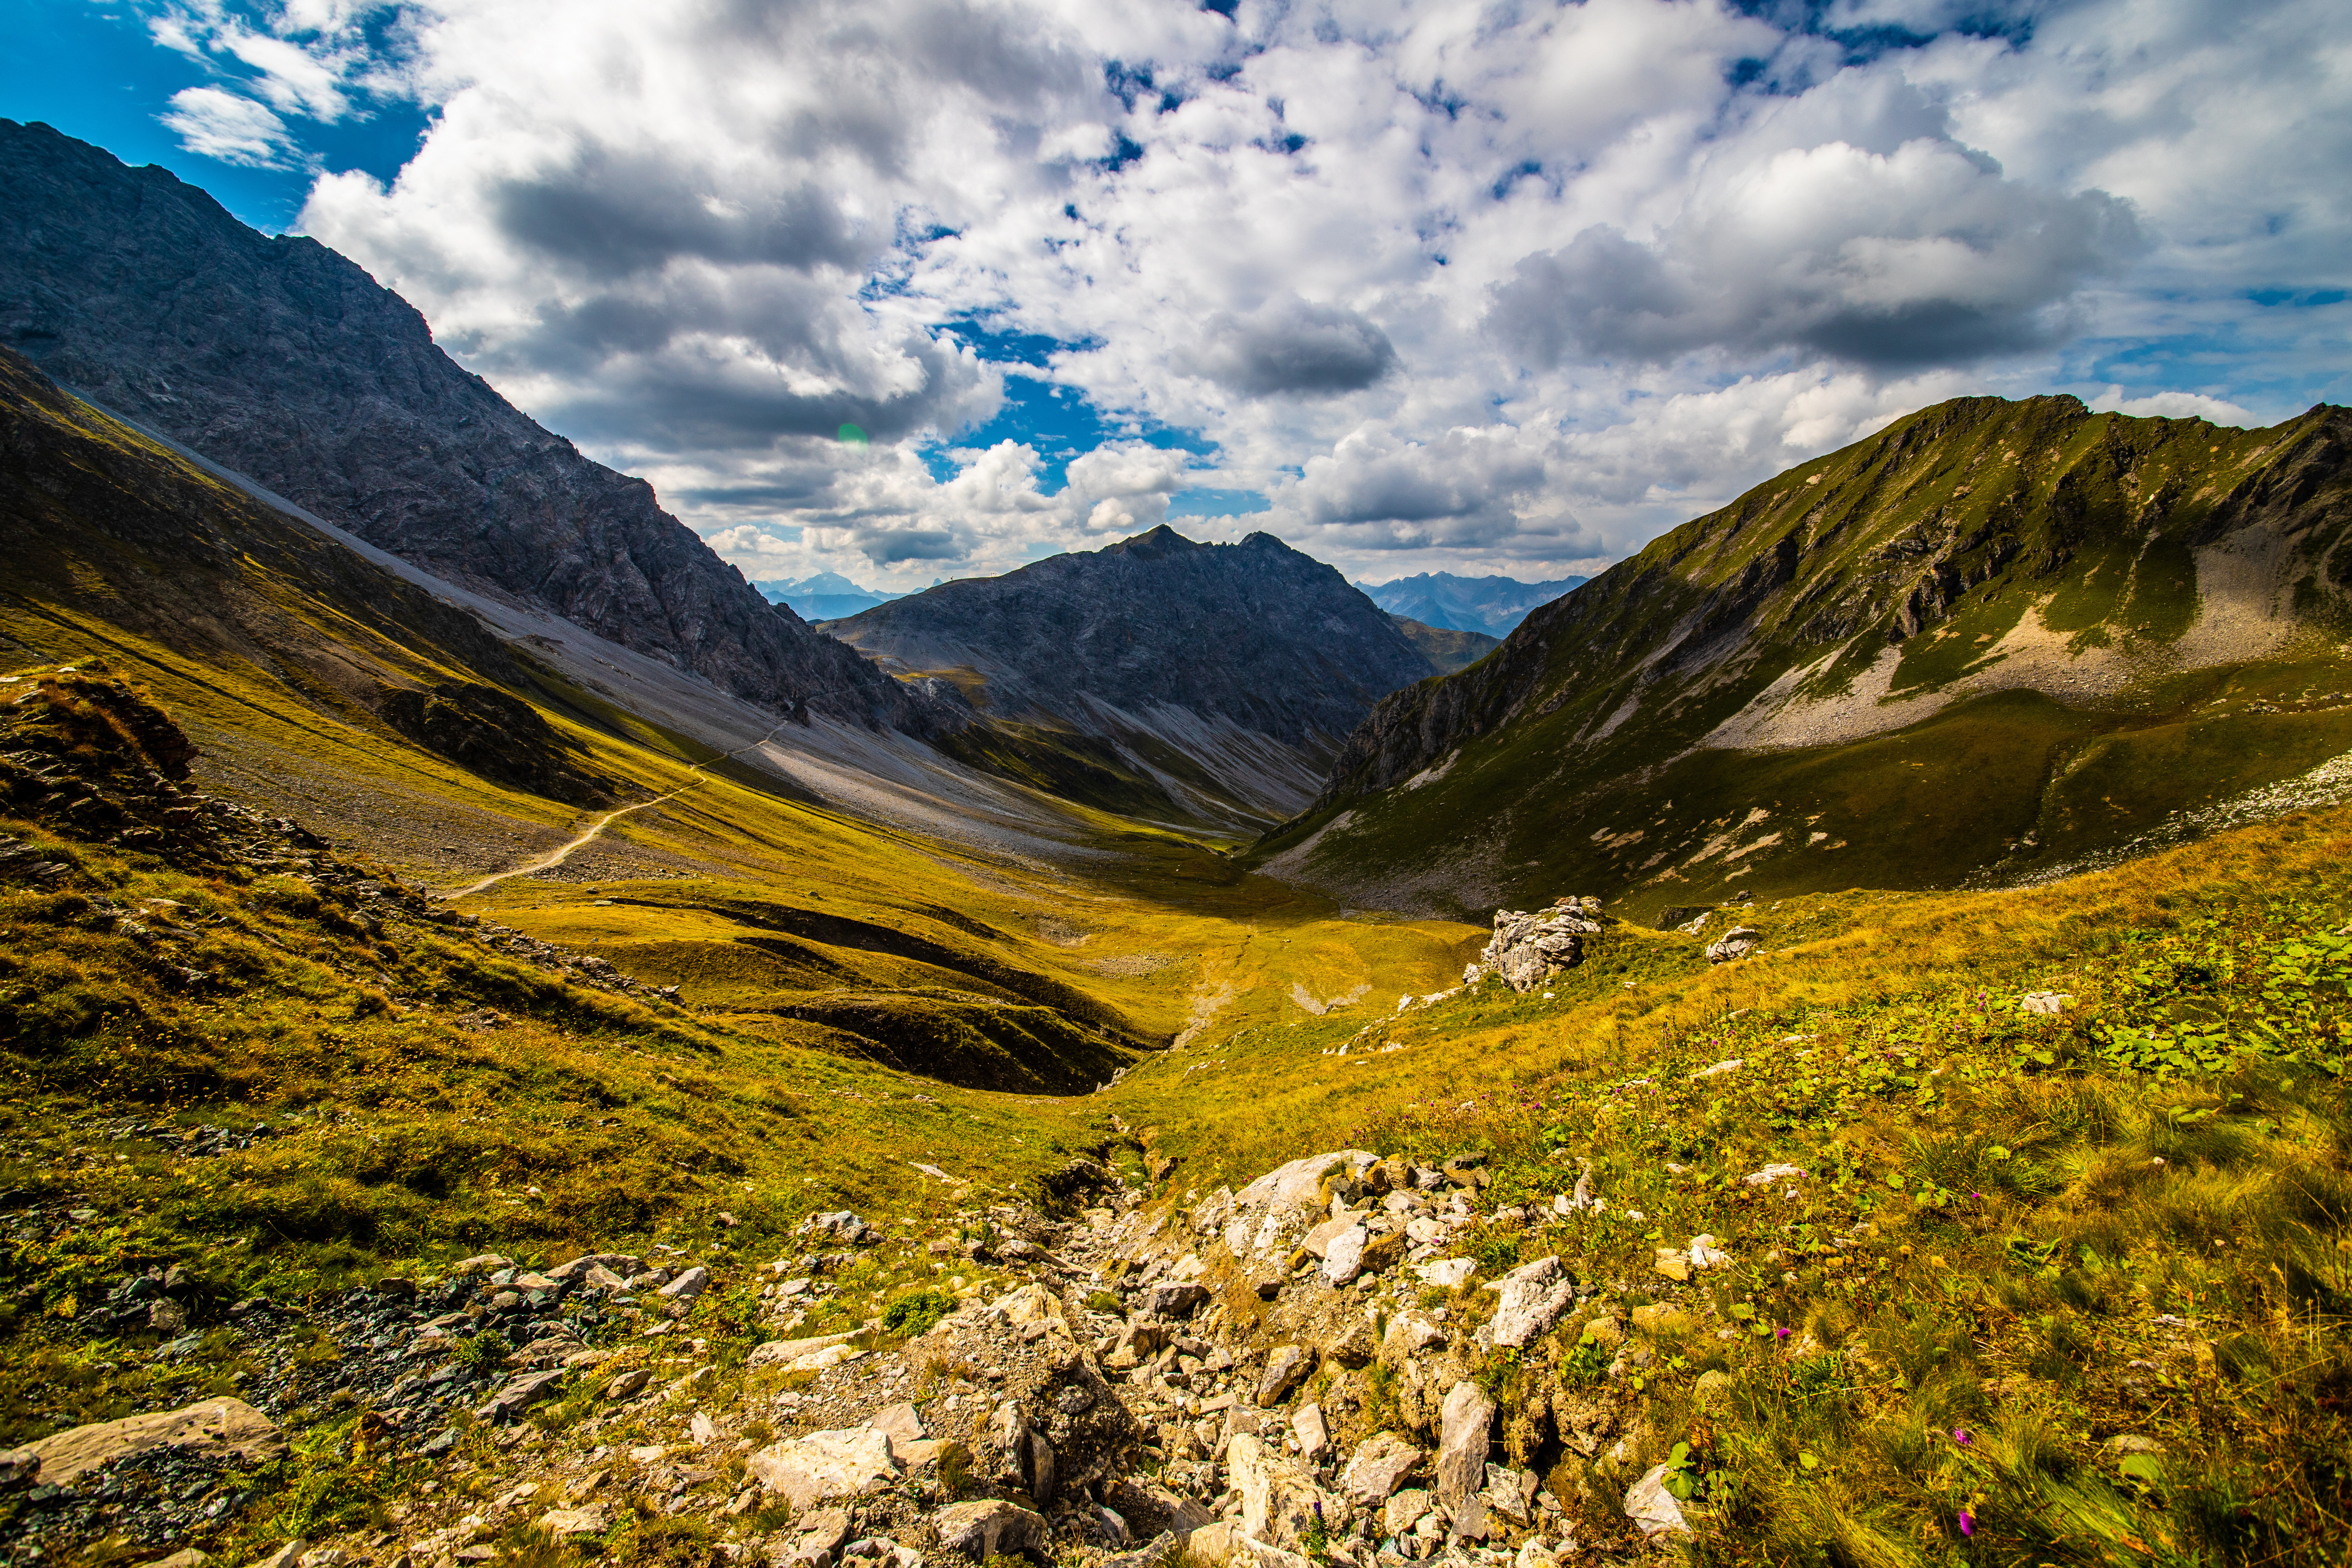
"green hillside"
1261,395,2352,920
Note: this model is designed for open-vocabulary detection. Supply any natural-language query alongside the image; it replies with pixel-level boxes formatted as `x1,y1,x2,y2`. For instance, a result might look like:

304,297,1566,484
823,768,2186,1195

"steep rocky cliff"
828,527,1435,823
1266,394,2352,914
0,119,934,733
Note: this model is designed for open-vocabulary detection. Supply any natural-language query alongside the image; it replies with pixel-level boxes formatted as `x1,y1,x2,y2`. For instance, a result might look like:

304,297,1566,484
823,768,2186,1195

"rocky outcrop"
1466,900,1602,991
828,526,1434,822
0,120,939,733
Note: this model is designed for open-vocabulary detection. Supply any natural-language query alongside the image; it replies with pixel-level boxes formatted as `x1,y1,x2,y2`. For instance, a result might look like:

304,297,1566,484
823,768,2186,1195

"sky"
7,0,2348,592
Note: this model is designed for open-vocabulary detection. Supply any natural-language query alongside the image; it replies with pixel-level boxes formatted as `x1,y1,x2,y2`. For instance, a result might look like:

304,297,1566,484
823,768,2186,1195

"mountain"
1360,571,1588,635
827,526,1437,825
1389,614,1502,674
755,572,905,621
0,119,936,733
1264,393,2352,916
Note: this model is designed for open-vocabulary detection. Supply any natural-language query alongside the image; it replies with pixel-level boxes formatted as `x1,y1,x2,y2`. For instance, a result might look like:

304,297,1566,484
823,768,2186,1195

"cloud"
196,0,2346,593
1184,296,1399,397
160,87,298,167
1487,136,2146,369
2088,387,2257,426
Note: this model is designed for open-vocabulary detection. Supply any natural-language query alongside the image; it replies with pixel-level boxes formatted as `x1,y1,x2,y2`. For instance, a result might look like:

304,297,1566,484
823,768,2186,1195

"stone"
1182,1521,1316,1568
747,1427,899,1509
1512,1541,1559,1568
602,1369,651,1401
1704,927,1762,964
1105,1478,1215,1542
1653,1249,1692,1283
1380,1313,1445,1364
934,1498,1051,1560
1413,1258,1474,1289
1473,904,1602,992
1385,1489,1434,1536
1256,1344,1314,1406
255,1544,305,1568
549,1252,646,1281
749,1331,858,1367
1340,1432,1424,1505
2022,990,2073,1015
869,1402,926,1449
1483,1465,1536,1523
1434,1380,1496,1511
657,1266,710,1301
1579,1316,1624,1348
1485,1256,1574,1349
1292,1403,1329,1462
476,1369,566,1422
1624,1462,1692,1536
1226,1432,1326,1552
779,1507,856,1568
1741,1163,1806,1188
1688,1235,1731,1271
1693,1370,1733,1408
538,1505,609,1538
152,1553,213,1568
1328,1316,1377,1369
1320,1226,1370,1286
1140,1281,1210,1318
25,1396,283,1486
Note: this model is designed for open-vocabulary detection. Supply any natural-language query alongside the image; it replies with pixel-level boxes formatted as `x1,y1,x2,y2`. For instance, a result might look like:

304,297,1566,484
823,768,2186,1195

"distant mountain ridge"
1265,393,2352,916
0,119,937,733
1360,572,1588,636
756,572,905,622
828,526,1436,825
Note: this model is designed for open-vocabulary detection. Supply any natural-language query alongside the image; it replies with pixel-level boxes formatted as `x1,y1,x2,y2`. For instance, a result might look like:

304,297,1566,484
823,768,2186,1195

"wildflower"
1952,1427,1973,1446
1775,1326,1790,1341
1956,1509,1975,1538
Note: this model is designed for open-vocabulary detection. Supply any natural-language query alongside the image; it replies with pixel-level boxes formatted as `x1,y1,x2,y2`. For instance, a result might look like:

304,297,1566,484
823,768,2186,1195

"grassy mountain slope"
1263,395,2352,920
1390,615,1503,675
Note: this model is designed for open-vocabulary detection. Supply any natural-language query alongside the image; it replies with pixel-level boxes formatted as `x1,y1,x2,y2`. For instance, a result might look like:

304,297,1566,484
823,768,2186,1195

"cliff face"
828,526,1436,822
0,119,935,732
1267,393,2352,915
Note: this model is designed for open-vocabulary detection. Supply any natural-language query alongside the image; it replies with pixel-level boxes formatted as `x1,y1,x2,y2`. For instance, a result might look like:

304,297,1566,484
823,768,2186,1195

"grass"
1114,805,2352,1565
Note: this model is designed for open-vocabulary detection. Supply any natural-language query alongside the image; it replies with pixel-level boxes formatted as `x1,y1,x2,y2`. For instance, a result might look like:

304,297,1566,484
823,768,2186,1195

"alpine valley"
1,118,2348,1568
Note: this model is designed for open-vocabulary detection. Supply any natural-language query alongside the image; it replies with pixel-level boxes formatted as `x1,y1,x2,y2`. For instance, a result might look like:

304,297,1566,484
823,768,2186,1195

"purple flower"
1956,1509,1975,1538
1952,1427,1973,1446
1775,1326,1790,1341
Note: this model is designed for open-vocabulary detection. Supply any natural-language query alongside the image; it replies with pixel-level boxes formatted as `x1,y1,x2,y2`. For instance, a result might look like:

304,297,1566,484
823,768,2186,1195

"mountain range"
1359,571,1588,636
825,526,1437,825
4,117,2350,1568
756,572,906,621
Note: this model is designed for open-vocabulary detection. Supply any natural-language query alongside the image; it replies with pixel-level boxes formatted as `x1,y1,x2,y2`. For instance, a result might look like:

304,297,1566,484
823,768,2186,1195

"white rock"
1741,1164,1806,1187
1292,1403,1329,1462
1340,1431,1424,1505
1624,1462,1692,1536
1414,1257,1474,1288
1434,1381,1496,1511
1688,1235,1731,1271
1384,1488,1434,1536
1321,1226,1370,1286
1484,1257,1574,1349
747,1428,899,1510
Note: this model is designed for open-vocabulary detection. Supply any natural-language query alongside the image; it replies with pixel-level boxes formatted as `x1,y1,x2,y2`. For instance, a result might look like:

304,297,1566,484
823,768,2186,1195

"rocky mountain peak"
0,118,942,735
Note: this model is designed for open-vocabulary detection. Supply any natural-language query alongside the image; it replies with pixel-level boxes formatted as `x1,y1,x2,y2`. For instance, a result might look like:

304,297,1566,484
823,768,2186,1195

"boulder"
934,1498,1050,1560
548,1252,645,1281
476,1369,567,1422
1704,927,1761,964
747,1427,899,1509
655,1265,710,1301
1384,1489,1434,1535
1485,1256,1574,1349
24,1396,283,1486
1320,1225,1370,1286
1182,1522,1316,1568
1340,1431,1424,1504
1434,1381,1496,1511
1414,1257,1474,1289
749,1331,858,1367
1328,1317,1377,1369
1473,903,1601,992
778,1507,856,1568
537,1505,609,1538
1139,1281,1210,1319
1624,1462,1692,1536
1105,1477,1215,1542
1380,1312,1445,1365
1292,1403,1329,1462
1227,1432,1327,1551
1256,1344,1315,1406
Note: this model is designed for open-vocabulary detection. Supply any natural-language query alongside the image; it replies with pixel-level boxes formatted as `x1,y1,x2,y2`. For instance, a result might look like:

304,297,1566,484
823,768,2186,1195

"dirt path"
448,722,790,899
